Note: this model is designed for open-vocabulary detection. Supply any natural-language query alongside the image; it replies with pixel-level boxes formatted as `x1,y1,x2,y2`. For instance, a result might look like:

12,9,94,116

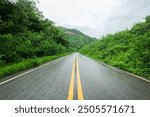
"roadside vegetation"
0,53,70,78
0,0,73,78
80,16,150,80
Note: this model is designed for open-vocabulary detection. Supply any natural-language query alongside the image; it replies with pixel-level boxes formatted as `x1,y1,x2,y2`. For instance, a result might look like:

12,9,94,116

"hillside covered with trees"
0,0,72,77
59,27,96,49
80,16,150,80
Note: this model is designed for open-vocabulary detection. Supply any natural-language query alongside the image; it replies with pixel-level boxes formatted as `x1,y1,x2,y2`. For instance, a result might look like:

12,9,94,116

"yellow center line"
67,56,84,100
76,56,84,100
67,57,75,100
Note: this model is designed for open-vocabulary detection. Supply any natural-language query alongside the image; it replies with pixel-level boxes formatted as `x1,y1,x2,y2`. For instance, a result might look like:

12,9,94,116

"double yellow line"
67,56,84,100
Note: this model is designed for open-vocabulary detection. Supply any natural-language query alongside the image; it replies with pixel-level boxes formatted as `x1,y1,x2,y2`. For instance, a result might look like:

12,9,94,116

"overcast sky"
37,0,150,38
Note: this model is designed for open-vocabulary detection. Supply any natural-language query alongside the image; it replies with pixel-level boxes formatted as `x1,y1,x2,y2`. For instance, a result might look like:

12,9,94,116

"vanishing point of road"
0,53,150,100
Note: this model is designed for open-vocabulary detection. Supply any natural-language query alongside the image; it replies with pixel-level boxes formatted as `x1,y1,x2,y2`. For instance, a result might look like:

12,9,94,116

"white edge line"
102,61,150,83
0,56,67,86
80,53,150,83
100,60,150,83
124,71,150,83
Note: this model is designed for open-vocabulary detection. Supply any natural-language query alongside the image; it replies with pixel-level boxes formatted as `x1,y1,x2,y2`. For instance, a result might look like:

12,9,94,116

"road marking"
124,71,150,83
76,56,84,100
97,59,150,83
85,54,150,83
68,56,84,100
67,57,75,100
0,56,67,86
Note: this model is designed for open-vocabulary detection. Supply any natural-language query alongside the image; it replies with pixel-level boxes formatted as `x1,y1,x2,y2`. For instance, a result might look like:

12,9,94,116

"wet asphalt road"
0,53,150,100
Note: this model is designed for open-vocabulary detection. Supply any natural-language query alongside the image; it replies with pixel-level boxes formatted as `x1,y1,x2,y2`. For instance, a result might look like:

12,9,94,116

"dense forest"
0,0,72,77
0,0,71,63
80,16,150,80
59,27,96,49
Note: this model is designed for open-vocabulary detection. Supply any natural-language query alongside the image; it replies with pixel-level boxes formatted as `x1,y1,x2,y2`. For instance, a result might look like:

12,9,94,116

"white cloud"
37,0,150,38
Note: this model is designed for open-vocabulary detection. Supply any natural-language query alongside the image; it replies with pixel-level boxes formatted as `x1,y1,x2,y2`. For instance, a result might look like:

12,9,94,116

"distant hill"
59,27,96,49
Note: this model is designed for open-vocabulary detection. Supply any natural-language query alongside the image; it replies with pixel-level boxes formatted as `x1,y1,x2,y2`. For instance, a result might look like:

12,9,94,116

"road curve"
0,53,150,100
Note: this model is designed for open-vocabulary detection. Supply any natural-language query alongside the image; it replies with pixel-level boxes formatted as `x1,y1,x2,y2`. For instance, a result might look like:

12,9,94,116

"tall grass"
0,53,70,78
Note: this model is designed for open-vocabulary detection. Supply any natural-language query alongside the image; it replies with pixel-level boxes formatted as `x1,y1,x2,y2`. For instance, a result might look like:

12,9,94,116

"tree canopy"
0,0,70,65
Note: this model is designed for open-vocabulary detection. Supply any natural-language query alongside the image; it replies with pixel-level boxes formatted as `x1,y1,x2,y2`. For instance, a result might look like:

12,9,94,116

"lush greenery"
0,0,72,77
80,16,150,80
0,53,70,78
59,27,96,49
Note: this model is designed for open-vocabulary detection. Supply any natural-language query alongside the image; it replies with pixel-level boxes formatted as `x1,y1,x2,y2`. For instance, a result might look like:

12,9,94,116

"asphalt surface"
0,53,150,100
